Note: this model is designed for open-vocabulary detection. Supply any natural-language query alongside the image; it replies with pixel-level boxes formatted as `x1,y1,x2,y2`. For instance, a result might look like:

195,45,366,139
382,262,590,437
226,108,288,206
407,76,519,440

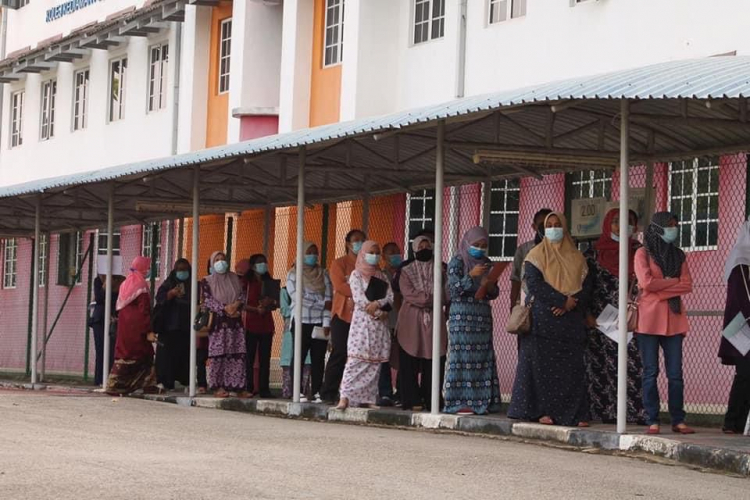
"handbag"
507,297,533,335
626,279,640,333
311,326,330,340
193,308,213,338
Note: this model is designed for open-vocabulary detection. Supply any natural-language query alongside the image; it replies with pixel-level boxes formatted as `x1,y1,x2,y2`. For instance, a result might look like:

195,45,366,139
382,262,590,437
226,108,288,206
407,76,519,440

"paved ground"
0,389,746,500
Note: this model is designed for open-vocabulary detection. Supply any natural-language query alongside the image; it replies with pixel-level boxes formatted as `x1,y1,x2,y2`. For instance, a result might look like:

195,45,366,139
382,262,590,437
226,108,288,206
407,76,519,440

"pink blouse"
634,247,693,336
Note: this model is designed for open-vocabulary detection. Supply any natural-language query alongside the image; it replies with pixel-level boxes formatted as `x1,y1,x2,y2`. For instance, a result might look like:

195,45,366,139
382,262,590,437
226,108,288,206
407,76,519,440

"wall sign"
570,189,646,239
46,0,105,23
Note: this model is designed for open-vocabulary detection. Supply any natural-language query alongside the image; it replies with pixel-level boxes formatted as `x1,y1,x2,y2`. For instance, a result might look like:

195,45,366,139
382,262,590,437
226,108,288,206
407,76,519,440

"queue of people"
95,208,750,436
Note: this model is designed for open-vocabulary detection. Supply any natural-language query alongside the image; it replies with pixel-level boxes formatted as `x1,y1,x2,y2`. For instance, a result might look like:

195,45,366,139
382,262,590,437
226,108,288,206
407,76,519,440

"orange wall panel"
309,0,342,127
184,215,227,278
206,1,234,148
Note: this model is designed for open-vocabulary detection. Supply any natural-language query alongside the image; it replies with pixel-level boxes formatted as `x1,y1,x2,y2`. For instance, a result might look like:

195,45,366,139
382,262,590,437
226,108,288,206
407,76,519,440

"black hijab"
165,258,192,293
644,212,685,313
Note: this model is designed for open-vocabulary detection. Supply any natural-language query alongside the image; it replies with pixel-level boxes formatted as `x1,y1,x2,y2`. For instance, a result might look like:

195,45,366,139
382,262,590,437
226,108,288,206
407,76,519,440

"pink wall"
239,115,280,142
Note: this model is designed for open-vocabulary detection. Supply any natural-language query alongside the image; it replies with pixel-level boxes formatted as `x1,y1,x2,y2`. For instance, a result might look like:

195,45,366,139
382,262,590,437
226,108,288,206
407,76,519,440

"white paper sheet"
596,304,634,344
96,255,123,276
722,312,750,357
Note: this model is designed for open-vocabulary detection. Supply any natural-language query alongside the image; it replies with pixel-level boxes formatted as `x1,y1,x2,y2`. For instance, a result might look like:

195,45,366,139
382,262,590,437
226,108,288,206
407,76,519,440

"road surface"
0,390,745,499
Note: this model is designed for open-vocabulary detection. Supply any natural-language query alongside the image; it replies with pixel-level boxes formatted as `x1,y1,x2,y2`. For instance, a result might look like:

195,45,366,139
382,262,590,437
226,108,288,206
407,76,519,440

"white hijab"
724,221,750,282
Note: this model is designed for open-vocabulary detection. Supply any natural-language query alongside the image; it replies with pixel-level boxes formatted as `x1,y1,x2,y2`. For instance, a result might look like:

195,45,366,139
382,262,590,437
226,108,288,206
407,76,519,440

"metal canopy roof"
2,56,750,235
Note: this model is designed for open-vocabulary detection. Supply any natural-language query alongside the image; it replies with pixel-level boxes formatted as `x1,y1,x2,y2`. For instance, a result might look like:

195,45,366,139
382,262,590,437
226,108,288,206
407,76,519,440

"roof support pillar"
102,185,115,390
617,99,630,435
29,197,41,386
293,147,306,403
431,120,446,414
189,166,200,399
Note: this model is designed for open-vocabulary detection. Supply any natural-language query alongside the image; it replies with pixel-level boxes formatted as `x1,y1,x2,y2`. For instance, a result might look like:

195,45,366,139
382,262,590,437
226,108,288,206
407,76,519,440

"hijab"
525,212,588,295
355,240,381,281
595,208,638,277
458,226,491,273
725,221,750,282
404,236,434,295
644,212,685,313
165,258,191,288
235,259,251,279
116,256,151,311
205,251,242,305
295,241,326,294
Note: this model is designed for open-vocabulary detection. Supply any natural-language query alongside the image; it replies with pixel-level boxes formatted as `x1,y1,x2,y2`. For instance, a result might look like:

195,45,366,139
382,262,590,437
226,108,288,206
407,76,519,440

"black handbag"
193,308,213,338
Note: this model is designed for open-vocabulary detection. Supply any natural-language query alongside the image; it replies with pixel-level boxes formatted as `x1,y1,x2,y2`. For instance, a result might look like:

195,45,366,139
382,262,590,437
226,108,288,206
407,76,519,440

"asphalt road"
0,389,746,500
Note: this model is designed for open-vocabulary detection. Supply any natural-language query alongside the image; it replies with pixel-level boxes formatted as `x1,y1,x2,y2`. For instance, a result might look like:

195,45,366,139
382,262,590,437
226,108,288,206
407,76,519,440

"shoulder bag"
193,307,213,338
507,296,533,335
626,279,640,333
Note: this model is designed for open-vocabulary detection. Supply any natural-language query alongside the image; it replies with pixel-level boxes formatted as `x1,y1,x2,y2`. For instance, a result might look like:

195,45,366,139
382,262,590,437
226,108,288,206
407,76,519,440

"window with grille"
413,0,445,45
40,79,57,141
142,223,161,277
486,180,521,260
73,69,89,131
109,57,127,122
405,189,436,251
568,170,613,200
218,19,232,94
10,90,24,148
3,239,17,289
148,44,169,112
323,0,344,66
38,234,48,287
668,157,720,251
58,231,85,286
489,0,526,24
98,229,121,256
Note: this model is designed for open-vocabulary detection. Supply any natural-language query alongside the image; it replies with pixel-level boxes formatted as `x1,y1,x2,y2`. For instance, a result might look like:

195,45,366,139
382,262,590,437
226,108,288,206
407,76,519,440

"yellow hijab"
524,212,588,295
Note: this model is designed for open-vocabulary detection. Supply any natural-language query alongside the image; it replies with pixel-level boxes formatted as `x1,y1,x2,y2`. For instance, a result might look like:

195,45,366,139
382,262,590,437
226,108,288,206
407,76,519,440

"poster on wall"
570,189,646,239
96,255,123,276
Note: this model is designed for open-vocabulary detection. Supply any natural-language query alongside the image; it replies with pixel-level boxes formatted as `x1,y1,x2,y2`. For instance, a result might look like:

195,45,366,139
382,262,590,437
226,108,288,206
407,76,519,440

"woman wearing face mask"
287,242,332,403
201,251,249,398
379,242,403,406
106,256,160,395
154,258,193,392
444,227,501,415
583,209,647,425
241,254,278,398
337,241,394,410
322,229,366,404
635,212,694,435
396,236,448,411
508,212,593,427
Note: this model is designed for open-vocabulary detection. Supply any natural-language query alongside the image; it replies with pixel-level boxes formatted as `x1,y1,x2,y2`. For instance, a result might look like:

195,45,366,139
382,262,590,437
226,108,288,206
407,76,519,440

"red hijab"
116,256,151,311
595,209,637,277
355,240,381,281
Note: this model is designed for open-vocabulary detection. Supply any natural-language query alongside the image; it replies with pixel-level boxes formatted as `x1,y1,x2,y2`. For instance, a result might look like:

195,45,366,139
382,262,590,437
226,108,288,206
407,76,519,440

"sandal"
214,389,229,398
577,422,590,428
539,416,554,425
237,391,252,399
335,397,349,410
646,424,660,435
672,424,695,435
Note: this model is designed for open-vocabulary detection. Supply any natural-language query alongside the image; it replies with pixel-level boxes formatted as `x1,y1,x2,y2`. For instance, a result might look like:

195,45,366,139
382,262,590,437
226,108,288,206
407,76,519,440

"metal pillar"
189,166,200,398
617,100,630,434
431,121,446,414
40,232,50,382
102,185,115,390
482,178,492,229
293,147,306,403
448,186,460,254
83,233,95,381
30,198,41,385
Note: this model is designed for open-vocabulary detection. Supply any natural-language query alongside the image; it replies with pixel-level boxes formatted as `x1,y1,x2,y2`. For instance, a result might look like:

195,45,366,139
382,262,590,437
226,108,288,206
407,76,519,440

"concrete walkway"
4,380,748,477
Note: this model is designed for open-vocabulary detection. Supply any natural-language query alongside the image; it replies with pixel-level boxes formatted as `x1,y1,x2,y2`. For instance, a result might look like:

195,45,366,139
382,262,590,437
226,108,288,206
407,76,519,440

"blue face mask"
611,225,634,243
468,246,486,259
213,260,228,275
304,255,318,266
611,232,620,243
352,241,363,255
176,270,189,282
388,255,403,267
254,263,268,275
364,253,380,266
545,227,564,242
661,227,679,244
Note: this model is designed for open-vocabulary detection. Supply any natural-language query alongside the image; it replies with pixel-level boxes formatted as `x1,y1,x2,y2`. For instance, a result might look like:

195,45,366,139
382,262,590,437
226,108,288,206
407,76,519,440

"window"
413,0,445,45
218,19,232,94
489,0,526,24
19,0,30,6
668,157,720,250
568,170,613,200
97,228,121,256
109,57,127,122
58,231,85,286
10,90,24,148
148,44,169,112
3,239,17,289
405,189,436,250
487,180,521,260
142,223,161,277
38,234,48,287
323,0,344,66
40,79,57,141
73,69,89,131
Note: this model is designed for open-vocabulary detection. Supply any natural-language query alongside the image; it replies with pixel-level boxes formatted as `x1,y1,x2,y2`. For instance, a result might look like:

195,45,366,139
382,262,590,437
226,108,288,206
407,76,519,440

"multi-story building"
0,0,747,414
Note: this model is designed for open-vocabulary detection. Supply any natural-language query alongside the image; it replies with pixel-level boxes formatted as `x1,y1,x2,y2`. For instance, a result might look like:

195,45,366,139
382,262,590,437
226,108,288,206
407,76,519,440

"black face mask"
415,249,434,262
534,224,545,245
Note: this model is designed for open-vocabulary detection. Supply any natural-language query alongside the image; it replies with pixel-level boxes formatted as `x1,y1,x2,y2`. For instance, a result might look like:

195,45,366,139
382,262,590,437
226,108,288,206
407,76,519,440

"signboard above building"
46,0,105,23
570,189,647,239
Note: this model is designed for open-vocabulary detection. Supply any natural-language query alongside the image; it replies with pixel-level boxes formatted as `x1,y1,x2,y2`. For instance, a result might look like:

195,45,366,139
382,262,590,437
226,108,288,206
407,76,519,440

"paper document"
96,255,123,276
722,313,750,357
596,304,633,344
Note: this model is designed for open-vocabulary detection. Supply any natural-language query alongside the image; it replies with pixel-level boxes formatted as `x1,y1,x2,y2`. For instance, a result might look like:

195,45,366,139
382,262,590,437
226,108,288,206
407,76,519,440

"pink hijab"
459,226,490,273
116,256,151,311
355,240,380,281
205,251,242,305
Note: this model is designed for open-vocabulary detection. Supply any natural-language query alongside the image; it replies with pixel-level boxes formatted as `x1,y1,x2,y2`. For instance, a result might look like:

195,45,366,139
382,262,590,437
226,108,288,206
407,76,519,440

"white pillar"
617,100,630,434
189,166,200,398
293,147,306,403
431,121,446,414
278,0,314,132
482,179,491,229
102,186,115,390
30,198,41,386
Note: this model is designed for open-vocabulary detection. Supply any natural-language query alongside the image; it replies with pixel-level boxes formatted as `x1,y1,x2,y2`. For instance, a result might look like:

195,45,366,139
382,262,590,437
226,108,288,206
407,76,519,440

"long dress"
443,256,501,415
200,279,247,392
508,263,593,426
106,293,157,395
583,252,647,424
154,278,192,389
339,270,393,406
279,288,312,399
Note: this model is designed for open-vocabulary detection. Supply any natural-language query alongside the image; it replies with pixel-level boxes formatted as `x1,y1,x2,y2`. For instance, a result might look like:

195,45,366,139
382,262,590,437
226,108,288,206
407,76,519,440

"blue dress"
508,262,593,426
443,256,501,414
